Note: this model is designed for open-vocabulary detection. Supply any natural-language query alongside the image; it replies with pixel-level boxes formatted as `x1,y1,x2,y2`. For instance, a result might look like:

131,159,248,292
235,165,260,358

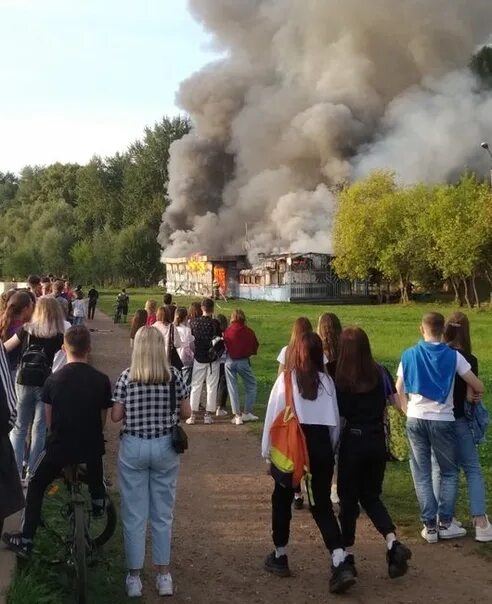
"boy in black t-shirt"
2,326,113,559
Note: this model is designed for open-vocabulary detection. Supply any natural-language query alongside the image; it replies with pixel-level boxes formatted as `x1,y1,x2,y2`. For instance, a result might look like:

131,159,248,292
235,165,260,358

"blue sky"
0,0,218,172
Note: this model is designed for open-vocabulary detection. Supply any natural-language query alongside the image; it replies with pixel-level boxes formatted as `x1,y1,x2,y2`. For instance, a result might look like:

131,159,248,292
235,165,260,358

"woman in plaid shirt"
112,326,190,599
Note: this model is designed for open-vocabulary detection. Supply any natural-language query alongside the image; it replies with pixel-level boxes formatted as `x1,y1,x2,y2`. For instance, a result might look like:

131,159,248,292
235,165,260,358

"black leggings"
22,452,105,540
271,425,343,553
337,429,395,547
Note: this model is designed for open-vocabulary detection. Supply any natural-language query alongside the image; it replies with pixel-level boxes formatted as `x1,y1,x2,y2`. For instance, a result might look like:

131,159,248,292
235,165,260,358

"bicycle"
42,465,117,604
113,304,123,324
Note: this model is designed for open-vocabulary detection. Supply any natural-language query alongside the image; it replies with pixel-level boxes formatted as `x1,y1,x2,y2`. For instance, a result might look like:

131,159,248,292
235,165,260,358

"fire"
186,253,207,273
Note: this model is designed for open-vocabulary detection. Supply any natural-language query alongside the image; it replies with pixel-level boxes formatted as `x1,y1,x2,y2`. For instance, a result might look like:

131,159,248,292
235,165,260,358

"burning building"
164,252,368,303
163,255,247,298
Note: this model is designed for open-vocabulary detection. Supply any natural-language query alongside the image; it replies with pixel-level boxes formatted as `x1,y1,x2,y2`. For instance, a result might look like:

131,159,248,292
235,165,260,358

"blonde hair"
231,309,246,324
145,299,158,315
129,326,171,384
26,297,65,338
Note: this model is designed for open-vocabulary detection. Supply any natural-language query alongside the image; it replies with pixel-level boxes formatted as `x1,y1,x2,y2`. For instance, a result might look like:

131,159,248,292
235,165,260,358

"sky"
0,0,218,173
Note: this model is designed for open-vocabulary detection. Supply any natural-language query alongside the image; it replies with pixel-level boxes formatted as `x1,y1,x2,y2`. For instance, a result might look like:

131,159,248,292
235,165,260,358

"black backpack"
208,335,226,362
17,336,52,387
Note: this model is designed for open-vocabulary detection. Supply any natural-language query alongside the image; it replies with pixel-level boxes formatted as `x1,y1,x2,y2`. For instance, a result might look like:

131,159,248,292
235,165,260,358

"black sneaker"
264,551,291,577
92,501,106,519
387,541,412,579
2,532,33,560
345,553,358,578
329,561,356,594
293,496,304,510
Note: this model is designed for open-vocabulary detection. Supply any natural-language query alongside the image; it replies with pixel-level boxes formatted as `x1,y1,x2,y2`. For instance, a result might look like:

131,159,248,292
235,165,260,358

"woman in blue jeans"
432,313,492,542
4,297,65,482
224,309,259,425
112,326,190,599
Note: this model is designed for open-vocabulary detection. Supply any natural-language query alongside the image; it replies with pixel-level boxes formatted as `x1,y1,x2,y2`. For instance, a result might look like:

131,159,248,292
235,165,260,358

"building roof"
163,254,247,264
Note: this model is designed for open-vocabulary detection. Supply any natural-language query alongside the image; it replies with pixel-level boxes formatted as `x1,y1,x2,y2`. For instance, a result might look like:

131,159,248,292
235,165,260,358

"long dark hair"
285,317,313,369
335,327,379,393
288,332,324,400
317,313,342,362
188,302,202,320
130,309,148,340
444,312,471,354
0,291,33,341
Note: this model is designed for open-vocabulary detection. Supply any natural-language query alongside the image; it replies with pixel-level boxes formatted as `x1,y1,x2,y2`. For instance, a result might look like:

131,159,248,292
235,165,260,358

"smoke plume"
159,0,492,260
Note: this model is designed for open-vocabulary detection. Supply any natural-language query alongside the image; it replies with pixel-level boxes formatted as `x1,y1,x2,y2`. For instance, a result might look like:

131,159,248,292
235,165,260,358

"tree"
470,46,492,88
333,171,396,283
427,175,491,307
115,223,162,286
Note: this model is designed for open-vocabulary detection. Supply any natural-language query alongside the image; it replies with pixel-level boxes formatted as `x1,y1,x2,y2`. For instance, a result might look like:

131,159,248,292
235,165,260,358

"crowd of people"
0,279,491,598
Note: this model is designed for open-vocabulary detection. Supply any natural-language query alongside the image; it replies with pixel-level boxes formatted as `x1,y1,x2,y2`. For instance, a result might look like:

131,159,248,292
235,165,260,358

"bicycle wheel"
73,503,88,604
92,496,117,549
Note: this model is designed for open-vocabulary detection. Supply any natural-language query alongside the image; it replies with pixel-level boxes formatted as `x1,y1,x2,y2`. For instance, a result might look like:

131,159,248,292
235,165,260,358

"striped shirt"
0,342,17,432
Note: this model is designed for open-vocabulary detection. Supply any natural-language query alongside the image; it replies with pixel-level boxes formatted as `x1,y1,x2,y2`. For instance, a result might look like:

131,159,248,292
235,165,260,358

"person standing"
72,290,87,326
224,309,259,425
262,333,355,594
152,307,182,364
145,300,158,326
130,310,148,348
2,326,112,559
88,286,99,320
215,314,229,418
174,307,194,387
186,298,222,426
3,297,65,481
432,313,492,541
50,280,69,320
0,291,34,381
112,327,190,598
163,293,177,323
117,289,130,323
396,312,484,543
27,275,42,298
0,341,24,537
335,327,411,578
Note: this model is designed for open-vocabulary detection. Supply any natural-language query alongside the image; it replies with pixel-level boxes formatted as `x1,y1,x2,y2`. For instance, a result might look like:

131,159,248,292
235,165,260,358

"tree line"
0,116,190,286
333,171,492,306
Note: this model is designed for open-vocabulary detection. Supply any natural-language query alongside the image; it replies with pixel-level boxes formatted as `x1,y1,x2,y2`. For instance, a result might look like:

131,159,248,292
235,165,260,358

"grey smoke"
159,0,492,260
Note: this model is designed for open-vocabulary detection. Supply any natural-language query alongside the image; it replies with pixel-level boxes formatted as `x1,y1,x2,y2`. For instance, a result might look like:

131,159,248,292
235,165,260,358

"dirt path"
90,311,492,604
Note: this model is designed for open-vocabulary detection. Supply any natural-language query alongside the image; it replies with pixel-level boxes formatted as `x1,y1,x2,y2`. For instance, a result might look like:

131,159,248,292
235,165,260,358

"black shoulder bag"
170,377,188,454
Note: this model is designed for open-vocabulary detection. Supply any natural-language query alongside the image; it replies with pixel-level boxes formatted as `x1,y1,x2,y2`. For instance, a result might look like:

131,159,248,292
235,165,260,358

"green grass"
98,289,492,541
8,483,130,604
9,292,492,601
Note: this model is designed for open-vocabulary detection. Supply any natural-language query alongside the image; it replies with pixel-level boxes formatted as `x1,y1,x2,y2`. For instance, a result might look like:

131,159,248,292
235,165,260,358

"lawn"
98,289,492,541
9,292,492,602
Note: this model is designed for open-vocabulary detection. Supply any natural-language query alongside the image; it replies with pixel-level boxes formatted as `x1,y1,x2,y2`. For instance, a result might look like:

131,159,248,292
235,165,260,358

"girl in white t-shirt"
262,332,354,594
153,307,182,365
174,307,194,386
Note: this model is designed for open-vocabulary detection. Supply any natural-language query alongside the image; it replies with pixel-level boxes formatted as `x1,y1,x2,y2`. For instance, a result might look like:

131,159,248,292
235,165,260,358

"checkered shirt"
113,367,189,439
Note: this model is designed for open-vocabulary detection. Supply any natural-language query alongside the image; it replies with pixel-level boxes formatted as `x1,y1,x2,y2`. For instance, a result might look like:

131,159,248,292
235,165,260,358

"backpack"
464,400,490,445
17,335,52,387
269,371,311,490
207,319,225,362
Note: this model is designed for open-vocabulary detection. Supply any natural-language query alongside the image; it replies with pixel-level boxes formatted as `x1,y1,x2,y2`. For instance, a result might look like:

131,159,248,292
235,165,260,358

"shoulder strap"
169,373,177,418
283,370,299,419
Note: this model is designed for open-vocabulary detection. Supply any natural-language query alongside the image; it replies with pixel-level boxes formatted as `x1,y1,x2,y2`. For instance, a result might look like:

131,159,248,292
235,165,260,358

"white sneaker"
232,415,244,425
421,526,438,544
475,517,492,542
156,573,173,596
203,414,213,425
185,416,196,425
216,408,228,417
241,412,259,422
438,522,467,540
126,574,143,598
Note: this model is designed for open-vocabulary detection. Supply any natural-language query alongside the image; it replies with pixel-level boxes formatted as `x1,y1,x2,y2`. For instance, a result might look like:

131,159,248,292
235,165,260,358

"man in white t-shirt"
396,313,484,544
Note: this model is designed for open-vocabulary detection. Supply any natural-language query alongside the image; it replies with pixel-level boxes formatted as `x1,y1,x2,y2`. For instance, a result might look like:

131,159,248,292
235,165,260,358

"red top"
147,314,157,326
224,322,259,360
